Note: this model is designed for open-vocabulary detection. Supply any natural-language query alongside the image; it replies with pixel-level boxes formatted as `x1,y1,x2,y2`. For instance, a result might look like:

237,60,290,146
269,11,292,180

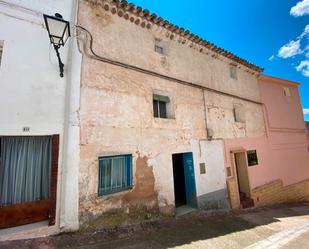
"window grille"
98,154,132,195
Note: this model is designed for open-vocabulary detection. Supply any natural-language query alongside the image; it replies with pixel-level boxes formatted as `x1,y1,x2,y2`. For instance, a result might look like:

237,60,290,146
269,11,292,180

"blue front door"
182,152,197,207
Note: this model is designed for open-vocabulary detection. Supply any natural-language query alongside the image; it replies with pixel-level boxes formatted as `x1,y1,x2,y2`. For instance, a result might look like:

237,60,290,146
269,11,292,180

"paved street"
1,203,309,249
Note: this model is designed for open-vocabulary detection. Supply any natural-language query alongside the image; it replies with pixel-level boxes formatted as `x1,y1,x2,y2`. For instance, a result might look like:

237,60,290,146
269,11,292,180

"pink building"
225,75,309,209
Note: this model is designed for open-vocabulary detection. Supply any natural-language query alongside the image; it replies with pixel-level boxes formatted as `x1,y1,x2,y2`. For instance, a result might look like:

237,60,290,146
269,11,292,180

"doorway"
234,152,254,208
0,135,59,229
172,152,197,208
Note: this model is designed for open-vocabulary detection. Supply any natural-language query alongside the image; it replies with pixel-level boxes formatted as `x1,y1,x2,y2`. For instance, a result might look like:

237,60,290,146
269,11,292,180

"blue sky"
130,0,309,121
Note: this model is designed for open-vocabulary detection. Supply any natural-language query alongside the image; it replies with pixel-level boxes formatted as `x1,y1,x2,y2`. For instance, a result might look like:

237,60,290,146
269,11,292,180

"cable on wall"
75,25,262,106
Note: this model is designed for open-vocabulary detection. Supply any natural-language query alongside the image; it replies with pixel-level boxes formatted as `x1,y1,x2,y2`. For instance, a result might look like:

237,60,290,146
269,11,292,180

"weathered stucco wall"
78,0,261,102
79,58,208,217
204,91,265,139
78,0,264,218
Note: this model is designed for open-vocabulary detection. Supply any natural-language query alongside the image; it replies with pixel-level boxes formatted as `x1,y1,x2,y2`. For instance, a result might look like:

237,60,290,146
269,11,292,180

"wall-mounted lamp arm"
54,45,64,78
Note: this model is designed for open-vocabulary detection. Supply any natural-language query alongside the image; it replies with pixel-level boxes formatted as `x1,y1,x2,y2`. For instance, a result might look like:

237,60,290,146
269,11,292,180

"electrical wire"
75,25,262,106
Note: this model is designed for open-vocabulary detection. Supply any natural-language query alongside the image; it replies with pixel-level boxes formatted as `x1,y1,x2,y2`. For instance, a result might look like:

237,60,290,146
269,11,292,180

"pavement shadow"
0,203,308,249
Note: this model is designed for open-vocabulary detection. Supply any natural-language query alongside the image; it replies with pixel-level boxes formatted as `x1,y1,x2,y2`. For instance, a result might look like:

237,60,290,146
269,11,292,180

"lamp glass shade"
43,14,70,46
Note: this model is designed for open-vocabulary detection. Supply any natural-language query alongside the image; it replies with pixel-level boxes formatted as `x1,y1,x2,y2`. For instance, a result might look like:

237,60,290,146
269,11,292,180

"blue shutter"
98,155,132,195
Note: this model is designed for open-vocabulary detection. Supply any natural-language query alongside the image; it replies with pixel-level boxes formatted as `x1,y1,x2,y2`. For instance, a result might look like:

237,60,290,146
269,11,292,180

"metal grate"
98,155,132,195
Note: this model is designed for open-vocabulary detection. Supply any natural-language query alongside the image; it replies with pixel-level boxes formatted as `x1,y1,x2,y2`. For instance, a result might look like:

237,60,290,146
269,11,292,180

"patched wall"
204,92,265,139
77,0,265,219
78,57,209,217
78,0,262,101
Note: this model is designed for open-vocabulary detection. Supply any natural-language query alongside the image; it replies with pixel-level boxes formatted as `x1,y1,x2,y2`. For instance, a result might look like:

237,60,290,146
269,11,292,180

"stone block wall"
252,179,309,207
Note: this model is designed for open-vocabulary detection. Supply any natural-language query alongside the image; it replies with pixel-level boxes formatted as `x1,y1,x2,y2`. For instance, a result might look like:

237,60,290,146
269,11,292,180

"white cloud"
276,4,309,77
306,44,309,55
296,60,309,77
268,55,275,61
290,0,309,17
299,24,309,39
278,40,302,58
303,108,309,115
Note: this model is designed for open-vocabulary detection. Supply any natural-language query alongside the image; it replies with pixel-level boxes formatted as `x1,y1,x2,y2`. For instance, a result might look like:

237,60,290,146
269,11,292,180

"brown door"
234,152,254,208
234,152,251,197
0,135,59,229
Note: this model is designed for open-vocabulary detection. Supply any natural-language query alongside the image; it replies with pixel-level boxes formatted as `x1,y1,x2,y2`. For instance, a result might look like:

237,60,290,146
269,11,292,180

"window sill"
153,117,175,121
153,117,176,127
98,187,132,198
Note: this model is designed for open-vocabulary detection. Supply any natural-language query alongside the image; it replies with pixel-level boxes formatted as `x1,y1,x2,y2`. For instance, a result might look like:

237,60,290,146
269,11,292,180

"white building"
0,0,81,240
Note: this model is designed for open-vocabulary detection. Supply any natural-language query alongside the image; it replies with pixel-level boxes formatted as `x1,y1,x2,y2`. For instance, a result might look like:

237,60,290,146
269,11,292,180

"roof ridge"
89,0,263,73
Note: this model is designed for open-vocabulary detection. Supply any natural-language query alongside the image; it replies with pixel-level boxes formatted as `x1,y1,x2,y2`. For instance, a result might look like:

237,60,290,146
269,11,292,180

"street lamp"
43,13,70,77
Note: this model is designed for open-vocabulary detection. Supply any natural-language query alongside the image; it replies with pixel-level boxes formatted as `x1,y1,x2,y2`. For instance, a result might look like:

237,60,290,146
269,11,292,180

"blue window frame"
98,154,132,196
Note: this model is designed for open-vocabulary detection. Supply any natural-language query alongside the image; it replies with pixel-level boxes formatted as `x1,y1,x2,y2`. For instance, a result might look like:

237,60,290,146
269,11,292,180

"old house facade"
77,0,266,220
0,0,308,241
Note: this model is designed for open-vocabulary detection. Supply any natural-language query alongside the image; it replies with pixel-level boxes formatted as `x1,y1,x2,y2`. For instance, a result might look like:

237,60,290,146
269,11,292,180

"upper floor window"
153,94,170,118
154,39,168,56
247,150,258,166
230,65,237,80
155,44,164,55
233,105,245,123
283,87,291,97
98,154,132,196
0,41,3,68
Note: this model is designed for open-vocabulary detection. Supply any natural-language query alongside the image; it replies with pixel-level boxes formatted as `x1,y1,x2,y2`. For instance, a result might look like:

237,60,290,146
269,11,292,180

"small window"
0,41,3,67
154,39,168,55
155,44,164,55
98,154,132,196
226,167,232,177
233,105,245,123
247,150,258,166
153,94,169,118
230,65,237,80
283,87,290,97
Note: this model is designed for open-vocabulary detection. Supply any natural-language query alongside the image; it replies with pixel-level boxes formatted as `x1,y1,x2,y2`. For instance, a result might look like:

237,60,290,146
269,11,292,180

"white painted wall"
0,0,72,135
0,0,81,239
191,140,227,197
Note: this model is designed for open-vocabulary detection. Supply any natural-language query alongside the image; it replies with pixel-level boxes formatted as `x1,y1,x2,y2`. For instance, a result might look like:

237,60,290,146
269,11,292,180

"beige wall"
78,0,261,101
77,0,265,218
204,91,265,139
79,59,207,217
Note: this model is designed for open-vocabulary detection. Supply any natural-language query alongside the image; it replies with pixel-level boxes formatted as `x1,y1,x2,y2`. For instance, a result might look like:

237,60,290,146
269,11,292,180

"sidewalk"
0,203,308,249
